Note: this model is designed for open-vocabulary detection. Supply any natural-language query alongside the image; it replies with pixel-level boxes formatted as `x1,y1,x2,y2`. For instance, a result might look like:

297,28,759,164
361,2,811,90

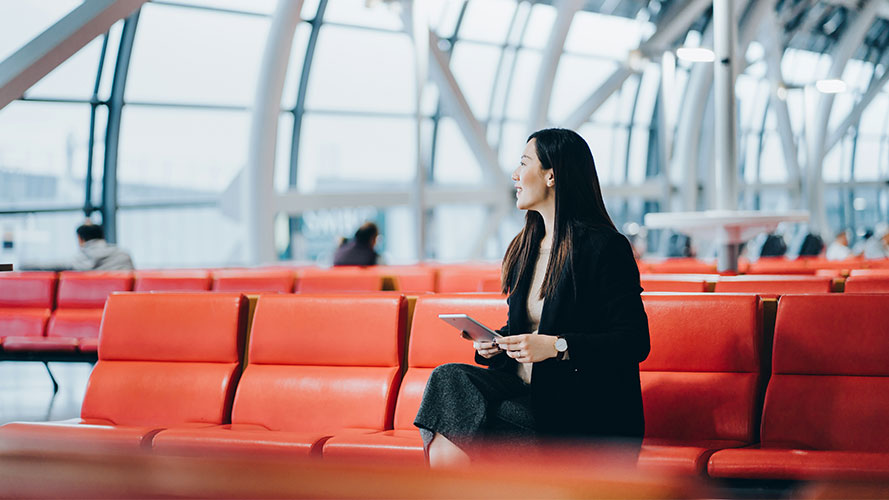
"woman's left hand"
496,334,558,363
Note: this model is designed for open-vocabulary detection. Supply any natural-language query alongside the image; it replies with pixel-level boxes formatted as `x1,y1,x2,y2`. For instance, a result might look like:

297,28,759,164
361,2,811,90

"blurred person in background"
21,223,134,271
861,223,889,259
825,230,854,261
414,128,650,467
332,222,380,266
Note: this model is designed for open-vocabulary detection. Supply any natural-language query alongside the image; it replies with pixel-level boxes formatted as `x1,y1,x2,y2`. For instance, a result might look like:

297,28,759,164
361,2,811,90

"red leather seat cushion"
47,309,104,341
708,447,889,481
1,336,78,352
323,429,424,463
232,365,401,433
0,308,50,338
0,419,159,453
79,338,98,352
153,425,375,458
638,439,748,475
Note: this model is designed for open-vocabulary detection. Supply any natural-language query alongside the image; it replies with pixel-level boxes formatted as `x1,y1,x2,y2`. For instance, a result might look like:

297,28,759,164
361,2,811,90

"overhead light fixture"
815,79,847,94
676,47,715,63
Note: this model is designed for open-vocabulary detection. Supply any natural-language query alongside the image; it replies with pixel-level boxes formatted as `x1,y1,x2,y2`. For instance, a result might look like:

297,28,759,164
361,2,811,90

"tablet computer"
438,314,502,343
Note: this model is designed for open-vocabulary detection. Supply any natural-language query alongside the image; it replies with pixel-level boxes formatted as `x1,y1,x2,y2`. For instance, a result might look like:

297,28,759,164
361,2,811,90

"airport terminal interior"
2,0,889,498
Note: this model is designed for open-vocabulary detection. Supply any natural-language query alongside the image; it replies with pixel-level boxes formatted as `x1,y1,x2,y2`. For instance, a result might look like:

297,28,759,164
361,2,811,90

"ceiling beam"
0,0,146,110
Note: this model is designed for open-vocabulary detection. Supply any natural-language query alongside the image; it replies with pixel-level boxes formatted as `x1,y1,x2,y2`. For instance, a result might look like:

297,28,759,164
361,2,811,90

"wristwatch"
554,336,568,360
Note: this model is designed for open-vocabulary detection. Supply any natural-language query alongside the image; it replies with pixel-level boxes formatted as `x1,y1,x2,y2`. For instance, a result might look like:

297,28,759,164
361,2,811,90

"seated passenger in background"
72,224,134,271
825,230,854,260
20,223,134,271
332,222,380,266
861,224,889,259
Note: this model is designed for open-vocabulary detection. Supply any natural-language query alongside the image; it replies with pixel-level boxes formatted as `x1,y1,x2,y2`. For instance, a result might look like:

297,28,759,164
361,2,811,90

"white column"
245,0,303,264
713,0,739,272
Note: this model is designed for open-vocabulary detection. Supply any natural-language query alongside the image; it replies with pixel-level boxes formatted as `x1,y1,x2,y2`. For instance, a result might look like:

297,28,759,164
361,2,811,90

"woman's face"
512,139,554,212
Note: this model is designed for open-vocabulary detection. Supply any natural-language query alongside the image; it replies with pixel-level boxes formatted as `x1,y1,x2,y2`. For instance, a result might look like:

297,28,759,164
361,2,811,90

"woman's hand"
473,340,502,359
496,334,558,363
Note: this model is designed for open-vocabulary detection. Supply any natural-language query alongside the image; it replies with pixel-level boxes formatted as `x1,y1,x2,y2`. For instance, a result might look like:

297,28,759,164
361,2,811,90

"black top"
477,224,650,440
332,239,379,266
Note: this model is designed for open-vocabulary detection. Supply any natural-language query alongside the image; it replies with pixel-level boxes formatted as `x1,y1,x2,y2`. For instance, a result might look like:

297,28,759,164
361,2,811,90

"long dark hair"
501,128,615,300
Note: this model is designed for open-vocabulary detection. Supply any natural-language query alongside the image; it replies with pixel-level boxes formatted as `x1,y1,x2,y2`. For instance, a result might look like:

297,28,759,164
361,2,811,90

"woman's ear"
546,172,555,188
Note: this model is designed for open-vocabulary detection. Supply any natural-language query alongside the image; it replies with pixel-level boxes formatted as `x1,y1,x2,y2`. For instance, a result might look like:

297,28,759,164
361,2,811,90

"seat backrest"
232,294,406,432
640,274,712,292
745,257,816,275
640,293,763,444
81,293,248,426
295,267,382,293
436,265,501,293
844,274,889,293
762,294,889,451
211,269,295,293
391,293,507,430
376,266,436,293
0,272,57,308
713,275,833,294
134,270,212,292
57,271,133,309
642,258,717,274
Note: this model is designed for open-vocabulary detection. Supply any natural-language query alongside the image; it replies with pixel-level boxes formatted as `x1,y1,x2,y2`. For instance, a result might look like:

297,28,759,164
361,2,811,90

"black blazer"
476,224,650,440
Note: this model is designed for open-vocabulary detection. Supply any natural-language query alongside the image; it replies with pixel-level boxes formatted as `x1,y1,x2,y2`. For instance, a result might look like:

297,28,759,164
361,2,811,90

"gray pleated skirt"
413,363,536,456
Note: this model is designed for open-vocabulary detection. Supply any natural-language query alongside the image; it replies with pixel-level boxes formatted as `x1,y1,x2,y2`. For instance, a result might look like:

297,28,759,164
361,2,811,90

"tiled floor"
0,361,91,425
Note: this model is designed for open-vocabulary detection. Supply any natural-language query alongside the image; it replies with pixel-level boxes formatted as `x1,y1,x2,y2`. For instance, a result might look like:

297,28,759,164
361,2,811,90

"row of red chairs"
640,256,889,275
641,271,889,294
0,266,502,354
2,291,888,481
4,268,889,357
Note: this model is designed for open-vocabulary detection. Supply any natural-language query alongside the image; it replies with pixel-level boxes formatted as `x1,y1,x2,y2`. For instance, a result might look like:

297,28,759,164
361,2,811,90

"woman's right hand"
473,340,501,358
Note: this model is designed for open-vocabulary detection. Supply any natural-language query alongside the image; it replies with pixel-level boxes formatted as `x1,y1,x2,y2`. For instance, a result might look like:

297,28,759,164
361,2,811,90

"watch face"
555,338,568,352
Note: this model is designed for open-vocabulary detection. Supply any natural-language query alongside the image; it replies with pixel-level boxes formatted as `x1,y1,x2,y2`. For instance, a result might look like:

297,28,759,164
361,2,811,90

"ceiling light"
815,79,847,94
676,47,715,63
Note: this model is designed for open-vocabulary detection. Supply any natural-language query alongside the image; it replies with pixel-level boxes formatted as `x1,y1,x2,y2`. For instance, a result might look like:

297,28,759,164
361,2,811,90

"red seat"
713,275,833,295
295,267,382,293
708,294,889,480
211,269,295,293
152,293,406,458
436,265,501,293
41,271,132,352
638,293,764,475
134,270,212,292
0,292,248,454
322,293,507,463
376,266,436,293
0,272,56,344
640,274,714,292
745,257,816,275
845,273,889,293
641,258,718,275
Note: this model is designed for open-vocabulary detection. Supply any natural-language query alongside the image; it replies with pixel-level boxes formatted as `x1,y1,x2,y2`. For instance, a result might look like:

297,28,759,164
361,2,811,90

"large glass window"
126,3,269,106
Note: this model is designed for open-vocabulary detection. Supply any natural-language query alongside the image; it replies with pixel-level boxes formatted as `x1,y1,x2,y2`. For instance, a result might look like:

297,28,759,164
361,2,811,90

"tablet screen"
438,314,501,342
